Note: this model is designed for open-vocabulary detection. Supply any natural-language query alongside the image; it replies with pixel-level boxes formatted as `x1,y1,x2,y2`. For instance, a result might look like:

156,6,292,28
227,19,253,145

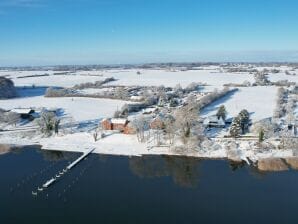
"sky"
0,0,298,66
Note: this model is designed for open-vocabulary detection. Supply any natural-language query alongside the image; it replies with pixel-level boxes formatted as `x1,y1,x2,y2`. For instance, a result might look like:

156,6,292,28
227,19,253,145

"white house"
203,115,226,128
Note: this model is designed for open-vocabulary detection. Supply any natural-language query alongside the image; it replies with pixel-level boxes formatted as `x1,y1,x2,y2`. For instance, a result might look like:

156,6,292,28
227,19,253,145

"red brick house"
123,122,136,135
101,118,135,134
149,114,174,130
150,116,165,129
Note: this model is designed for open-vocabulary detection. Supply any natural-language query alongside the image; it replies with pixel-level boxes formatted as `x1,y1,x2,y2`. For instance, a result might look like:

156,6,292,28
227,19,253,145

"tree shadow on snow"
77,119,100,132
201,90,238,116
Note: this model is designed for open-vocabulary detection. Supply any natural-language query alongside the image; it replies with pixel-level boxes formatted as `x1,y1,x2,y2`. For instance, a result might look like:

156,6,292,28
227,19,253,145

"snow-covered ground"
77,88,111,95
103,69,255,88
201,86,278,122
0,70,107,88
0,66,297,163
268,72,298,83
0,95,128,122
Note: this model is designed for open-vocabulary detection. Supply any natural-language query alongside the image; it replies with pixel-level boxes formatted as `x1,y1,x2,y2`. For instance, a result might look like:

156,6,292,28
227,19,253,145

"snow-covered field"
268,72,298,83
0,96,128,122
0,70,106,88
103,69,255,88
0,66,297,163
201,86,278,122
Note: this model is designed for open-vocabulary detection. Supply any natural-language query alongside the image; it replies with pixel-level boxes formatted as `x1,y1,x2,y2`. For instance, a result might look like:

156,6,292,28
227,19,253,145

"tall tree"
216,105,227,120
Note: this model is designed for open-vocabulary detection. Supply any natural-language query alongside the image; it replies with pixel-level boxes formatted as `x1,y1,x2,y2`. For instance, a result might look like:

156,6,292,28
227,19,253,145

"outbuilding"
10,108,36,120
203,115,226,128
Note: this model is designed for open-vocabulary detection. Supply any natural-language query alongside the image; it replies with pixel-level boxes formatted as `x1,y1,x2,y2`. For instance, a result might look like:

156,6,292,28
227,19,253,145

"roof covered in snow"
11,108,34,114
203,115,225,126
111,118,128,125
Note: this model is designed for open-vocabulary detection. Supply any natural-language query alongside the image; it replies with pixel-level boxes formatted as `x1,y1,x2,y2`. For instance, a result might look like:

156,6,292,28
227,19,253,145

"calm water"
1,146,298,224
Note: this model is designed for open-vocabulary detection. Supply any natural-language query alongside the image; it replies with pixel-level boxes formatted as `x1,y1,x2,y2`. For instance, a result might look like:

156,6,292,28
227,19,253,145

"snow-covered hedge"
197,87,238,110
73,77,116,90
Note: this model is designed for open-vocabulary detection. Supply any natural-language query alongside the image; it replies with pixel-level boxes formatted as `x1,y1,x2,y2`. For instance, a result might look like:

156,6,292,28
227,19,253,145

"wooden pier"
41,148,95,189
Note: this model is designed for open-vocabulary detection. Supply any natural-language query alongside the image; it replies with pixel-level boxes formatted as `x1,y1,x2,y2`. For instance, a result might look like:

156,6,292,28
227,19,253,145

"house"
150,116,165,129
123,122,137,135
101,118,135,134
10,108,36,120
142,107,158,115
130,95,144,101
101,118,128,131
150,113,175,130
203,115,226,128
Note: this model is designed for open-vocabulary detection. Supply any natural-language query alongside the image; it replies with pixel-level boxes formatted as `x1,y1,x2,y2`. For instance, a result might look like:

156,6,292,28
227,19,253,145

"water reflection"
229,161,246,171
39,150,78,162
129,155,201,188
0,144,11,155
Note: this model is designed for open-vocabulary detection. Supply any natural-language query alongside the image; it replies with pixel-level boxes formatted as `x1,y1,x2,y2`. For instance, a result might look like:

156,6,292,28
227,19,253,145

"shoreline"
1,136,298,172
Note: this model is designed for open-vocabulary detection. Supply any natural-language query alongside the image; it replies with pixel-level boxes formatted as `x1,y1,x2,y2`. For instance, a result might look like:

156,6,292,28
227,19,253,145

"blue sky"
0,0,298,66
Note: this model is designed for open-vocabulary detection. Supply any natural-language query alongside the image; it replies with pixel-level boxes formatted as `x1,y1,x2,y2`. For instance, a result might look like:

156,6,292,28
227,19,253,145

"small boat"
38,187,43,192
32,191,38,196
63,169,67,173
56,174,61,178
59,171,64,175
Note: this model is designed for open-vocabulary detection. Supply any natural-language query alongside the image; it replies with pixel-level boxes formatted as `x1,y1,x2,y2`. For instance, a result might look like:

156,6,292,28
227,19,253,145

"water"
1,146,298,224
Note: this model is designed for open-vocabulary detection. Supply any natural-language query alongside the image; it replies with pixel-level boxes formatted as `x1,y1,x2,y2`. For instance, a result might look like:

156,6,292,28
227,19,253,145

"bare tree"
164,118,176,145
6,112,20,127
251,119,277,139
37,111,59,136
132,115,149,142
173,104,201,146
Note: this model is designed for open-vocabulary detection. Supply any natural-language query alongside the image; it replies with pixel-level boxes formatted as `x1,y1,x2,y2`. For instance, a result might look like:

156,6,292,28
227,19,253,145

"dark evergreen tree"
230,116,242,137
216,105,227,120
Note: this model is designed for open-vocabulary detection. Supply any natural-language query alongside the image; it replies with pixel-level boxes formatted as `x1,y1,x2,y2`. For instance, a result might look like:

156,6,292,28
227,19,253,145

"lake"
1,146,298,224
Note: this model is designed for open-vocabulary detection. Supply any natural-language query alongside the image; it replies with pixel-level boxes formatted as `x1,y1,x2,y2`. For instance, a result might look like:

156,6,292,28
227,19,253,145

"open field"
201,86,278,122
0,65,297,162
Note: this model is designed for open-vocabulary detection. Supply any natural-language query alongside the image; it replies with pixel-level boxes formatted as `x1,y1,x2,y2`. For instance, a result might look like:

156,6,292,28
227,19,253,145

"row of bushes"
73,77,116,90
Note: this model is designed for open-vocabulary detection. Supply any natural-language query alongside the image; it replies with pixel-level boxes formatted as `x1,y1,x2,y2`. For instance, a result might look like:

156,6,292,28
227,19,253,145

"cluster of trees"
230,110,250,137
37,111,60,136
273,80,296,87
44,87,76,97
184,82,204,92
254,71,271,86
251,119,278,142
132,98,204,150
273,87,288,119
285,70,297,76
0,77,17,99
172,104,204,149
224,80,251,87
0,109,20,126
285,96,297,124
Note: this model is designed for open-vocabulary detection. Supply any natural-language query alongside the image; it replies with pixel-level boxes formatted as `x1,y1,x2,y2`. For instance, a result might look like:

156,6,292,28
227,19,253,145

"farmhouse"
150,113,174,130
203,115,226,128
101,118,135,134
